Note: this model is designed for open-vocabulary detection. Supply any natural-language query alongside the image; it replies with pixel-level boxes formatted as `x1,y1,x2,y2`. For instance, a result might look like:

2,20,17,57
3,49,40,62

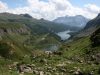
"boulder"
40,58,47,63
56,63,66,67
33,70,39,75
39,71,44,75
23,67,33,73
73,68,83,75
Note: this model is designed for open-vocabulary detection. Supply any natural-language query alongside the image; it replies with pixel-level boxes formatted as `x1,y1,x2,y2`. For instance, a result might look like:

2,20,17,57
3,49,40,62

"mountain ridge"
53,15,90,28
72,13,100,38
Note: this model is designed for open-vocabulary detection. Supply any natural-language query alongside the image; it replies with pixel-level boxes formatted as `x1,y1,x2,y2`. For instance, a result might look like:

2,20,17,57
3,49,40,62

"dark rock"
90,27,100,47
53,51,63,56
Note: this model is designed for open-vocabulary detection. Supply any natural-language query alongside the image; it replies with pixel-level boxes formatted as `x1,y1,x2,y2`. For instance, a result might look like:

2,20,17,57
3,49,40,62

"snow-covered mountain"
53,15,90,28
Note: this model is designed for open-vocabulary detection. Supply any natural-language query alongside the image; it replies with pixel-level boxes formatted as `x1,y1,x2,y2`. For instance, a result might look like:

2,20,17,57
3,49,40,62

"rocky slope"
0,23,30,36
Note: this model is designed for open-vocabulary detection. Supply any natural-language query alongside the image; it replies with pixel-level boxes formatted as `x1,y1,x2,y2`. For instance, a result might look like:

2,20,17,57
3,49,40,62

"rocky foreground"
5,49,100,75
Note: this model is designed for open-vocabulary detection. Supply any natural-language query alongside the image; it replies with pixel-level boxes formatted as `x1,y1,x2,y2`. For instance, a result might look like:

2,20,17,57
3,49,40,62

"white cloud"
85,4,100,13
50,0,72,11
0,0,100,20
0,1,8,12
26,0,100,20
7,7,32,14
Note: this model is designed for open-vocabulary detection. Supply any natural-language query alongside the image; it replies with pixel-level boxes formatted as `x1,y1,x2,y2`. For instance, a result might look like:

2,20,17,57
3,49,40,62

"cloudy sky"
0,0,100,20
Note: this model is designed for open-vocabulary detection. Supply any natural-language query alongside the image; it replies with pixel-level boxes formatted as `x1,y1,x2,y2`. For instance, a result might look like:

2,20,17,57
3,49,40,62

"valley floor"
0,37,100,75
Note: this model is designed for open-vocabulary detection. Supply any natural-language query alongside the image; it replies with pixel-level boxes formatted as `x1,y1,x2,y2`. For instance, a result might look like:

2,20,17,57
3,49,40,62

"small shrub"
0,42,12,58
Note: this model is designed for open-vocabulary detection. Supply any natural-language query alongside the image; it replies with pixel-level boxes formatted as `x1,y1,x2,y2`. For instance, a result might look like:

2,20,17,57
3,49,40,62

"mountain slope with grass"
0,14,62,59
0,25,100,75
0,13,100,75
0,12,69,34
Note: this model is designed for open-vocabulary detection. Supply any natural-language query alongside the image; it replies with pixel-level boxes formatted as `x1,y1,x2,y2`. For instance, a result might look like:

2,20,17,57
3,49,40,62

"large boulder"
90,27,100,47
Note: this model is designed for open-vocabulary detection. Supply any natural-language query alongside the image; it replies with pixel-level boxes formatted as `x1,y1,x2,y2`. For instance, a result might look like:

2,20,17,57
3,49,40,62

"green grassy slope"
0,27,100,75
0,13,100,75
0,22,61,59
0,13,69,34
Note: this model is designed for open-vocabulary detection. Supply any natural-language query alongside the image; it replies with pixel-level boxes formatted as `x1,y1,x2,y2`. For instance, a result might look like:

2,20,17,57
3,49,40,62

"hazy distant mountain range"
53,15,90,28
74,13,100,37
0,12,91,41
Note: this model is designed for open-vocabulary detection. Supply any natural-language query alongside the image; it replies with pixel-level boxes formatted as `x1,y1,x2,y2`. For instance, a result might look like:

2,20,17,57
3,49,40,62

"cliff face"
0,23,30,36
0,27,30,35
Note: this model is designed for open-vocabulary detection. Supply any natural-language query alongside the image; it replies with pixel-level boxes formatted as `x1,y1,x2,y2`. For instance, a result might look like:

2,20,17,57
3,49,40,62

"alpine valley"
0,12,100,75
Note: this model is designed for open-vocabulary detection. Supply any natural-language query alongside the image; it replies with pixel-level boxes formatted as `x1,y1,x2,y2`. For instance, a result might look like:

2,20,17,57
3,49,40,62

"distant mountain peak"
98,13,100,16
75,15,86,18
65,15,86,18
75,15,84,17
84,13,100,30
75,13,100,38
97,13,100,17
40,18,46,21
0,12,17,16
53,15,89,28
20,14,33,18
0,12,12,14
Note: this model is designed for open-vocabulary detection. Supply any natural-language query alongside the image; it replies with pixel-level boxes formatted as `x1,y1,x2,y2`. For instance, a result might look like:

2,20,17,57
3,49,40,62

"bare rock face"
0,26,30,36
23,67,33,73
17,63,33,74
73,68,83,75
